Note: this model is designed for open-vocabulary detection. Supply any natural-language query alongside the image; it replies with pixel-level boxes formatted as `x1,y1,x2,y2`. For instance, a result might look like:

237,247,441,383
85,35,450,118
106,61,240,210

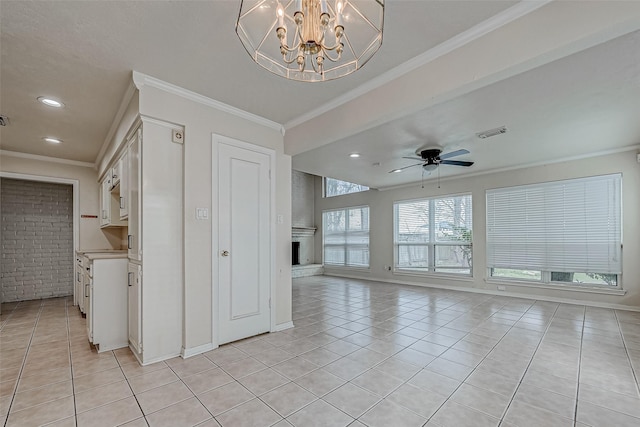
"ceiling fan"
389,147,474,174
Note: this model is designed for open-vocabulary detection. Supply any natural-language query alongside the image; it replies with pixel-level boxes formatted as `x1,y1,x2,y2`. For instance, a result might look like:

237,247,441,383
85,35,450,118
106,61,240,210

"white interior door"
217,140,271,344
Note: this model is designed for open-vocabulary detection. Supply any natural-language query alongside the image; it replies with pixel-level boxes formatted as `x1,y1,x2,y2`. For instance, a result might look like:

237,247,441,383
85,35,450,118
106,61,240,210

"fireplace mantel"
292,227,316,238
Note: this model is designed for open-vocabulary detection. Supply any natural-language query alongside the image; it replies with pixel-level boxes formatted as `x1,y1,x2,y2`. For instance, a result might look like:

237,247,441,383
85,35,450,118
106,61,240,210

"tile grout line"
572,304,587,427
417,297,536,426
64,298,80,427
495,300,561,427
613,310,640,398
3,300,44,427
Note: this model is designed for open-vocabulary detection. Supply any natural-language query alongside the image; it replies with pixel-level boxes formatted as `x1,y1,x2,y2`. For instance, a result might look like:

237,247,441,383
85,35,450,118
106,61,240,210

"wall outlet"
384,265,392,271
497,285,506,291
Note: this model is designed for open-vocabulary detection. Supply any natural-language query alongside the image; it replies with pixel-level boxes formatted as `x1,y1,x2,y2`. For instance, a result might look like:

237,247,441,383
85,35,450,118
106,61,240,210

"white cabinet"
127,130,141,261
86,254,128,352
100,179,110,227
126,119,183,365
111,161,121,189
100,174,127,228
128,262,142,354
118,151,128,219
75,255,84,310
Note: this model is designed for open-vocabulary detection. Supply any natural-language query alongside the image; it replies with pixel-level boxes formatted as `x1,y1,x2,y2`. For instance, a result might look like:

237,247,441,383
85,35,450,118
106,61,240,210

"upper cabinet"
118,142,130,220
99,176,127,228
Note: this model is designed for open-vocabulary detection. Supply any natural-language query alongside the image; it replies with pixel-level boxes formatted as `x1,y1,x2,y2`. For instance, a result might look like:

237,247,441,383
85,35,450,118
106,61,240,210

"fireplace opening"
292,241,300,266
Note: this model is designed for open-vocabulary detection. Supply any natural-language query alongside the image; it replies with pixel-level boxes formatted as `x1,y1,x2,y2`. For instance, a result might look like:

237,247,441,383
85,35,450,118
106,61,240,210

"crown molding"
377,144,640,192
95,78,138,167
0,150,95,168
284,0,552,130
132,71,284,134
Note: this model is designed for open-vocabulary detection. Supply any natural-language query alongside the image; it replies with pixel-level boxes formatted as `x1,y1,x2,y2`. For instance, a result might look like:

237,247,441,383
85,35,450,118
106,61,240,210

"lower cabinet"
86,256,128,352
128,262,142,355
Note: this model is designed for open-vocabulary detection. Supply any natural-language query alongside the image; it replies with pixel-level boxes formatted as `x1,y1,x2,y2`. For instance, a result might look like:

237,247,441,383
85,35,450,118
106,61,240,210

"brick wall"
1,178,73,302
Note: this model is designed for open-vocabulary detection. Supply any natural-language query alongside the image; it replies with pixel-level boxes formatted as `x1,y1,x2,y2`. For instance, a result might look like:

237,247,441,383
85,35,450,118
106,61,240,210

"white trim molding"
133,71,283,133
95,78,138,168
322,272,640,312
273,321,294,332
181,343,216,359
284,0,552,130
378,144,640,192
0,171,81,306
0,150,95,169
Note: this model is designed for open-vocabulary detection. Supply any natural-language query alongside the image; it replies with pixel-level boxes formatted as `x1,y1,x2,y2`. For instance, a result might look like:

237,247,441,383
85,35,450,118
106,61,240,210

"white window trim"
488,268,622,291
486,174,622,291
322,205,370,268
393,193,473,278
323,177,369,198
485,276,626,296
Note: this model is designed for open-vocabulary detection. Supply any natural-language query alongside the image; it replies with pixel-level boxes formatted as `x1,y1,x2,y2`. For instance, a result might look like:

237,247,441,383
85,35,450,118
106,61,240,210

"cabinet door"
127,130,141,260
112,162,121,188
119,151,128,219
76,263,84,311
100,179,111,227
85,273,92,341
128,263,142,354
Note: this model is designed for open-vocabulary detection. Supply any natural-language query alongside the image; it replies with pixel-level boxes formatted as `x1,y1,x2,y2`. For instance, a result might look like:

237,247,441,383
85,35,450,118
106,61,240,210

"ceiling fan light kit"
236,0,384,82
389,146,474,174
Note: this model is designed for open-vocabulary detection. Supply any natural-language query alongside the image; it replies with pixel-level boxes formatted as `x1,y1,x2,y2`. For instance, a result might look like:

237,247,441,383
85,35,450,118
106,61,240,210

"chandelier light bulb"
236,0,384,82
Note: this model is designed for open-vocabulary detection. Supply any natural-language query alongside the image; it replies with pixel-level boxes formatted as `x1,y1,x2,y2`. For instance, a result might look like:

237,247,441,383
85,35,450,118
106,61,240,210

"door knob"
221,250,230,257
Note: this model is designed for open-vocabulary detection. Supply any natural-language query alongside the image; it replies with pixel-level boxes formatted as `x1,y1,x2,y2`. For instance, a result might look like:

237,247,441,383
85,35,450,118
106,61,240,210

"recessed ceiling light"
37,97,64,108
349,153,360,158
391,169,402,173
43,137,62,144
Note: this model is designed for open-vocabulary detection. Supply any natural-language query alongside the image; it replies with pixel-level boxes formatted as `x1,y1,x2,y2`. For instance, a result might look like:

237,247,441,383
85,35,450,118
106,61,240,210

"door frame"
0,171,80,305
212,134,276,347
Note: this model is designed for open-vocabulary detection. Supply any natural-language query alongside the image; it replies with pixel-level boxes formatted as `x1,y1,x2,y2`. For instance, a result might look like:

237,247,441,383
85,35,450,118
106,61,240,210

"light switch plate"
196,208,209,220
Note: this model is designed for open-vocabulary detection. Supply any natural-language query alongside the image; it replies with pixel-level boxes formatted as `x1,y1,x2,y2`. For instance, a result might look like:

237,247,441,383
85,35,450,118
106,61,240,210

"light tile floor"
1,275,640,426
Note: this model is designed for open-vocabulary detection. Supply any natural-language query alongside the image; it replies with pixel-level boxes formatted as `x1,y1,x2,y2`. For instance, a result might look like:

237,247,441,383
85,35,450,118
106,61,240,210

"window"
394,194,472,275
323,206,370,267
486,174,622,287
324,177,369,197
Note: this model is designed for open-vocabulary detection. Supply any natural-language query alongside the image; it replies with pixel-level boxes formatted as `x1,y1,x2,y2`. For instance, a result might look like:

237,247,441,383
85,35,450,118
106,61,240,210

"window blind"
486,174,621,274
323,206,370,267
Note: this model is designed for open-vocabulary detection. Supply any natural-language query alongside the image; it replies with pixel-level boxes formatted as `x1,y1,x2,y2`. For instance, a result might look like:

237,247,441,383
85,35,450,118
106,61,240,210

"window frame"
393,193,473,277
323,177,369,198
322,205,370,269
486,174,622,290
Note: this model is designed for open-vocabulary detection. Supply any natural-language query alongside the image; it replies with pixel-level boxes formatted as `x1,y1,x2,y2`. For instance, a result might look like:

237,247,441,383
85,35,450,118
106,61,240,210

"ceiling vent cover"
476,126,507,139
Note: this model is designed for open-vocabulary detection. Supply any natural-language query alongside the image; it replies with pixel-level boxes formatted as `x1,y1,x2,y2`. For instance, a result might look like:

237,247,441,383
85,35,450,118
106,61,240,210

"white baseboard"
181,343,216,359
323,272,640,312
273,321,294,332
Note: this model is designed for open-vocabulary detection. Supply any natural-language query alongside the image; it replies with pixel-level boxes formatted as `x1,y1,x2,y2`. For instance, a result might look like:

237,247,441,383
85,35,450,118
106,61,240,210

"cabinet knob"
221,250,230,257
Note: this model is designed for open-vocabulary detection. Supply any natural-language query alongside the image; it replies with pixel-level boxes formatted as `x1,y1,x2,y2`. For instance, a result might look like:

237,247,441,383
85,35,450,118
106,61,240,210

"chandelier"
236,0,384,82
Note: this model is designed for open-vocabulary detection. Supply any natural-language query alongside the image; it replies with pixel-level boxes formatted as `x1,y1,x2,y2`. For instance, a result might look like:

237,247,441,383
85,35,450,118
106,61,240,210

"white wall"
292,170,315,227
99,82,292,353
314,150,640,309
0,155,121,250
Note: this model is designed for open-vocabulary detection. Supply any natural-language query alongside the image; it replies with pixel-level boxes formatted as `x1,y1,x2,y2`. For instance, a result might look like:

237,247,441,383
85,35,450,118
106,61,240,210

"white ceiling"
1,1,639,189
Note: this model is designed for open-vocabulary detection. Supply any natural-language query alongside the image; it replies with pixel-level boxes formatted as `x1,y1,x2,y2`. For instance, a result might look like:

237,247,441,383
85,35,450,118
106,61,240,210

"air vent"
476,126,507,139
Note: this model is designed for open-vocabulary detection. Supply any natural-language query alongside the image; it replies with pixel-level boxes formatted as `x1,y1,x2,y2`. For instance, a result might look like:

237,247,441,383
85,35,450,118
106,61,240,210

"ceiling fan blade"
440,160,474,167
439,149,469,160
388,163,423,173
402,156,424,161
